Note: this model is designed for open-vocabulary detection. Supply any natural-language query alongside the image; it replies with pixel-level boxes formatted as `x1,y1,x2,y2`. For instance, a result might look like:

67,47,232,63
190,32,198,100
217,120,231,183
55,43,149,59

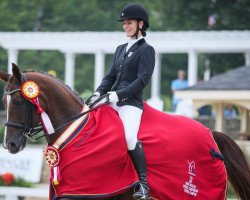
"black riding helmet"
118,4,149,30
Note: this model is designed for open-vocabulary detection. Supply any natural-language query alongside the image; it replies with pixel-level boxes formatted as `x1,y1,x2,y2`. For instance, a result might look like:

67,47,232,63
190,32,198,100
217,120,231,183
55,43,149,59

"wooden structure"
176,65,250,135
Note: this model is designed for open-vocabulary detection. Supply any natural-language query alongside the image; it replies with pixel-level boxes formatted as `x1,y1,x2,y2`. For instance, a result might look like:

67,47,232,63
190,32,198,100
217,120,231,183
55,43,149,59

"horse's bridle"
4,88,34,130
3,74,41,142
3,73,111,142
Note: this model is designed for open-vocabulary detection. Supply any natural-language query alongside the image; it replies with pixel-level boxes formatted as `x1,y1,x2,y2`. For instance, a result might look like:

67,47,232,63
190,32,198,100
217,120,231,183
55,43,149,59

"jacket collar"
125,38,145,55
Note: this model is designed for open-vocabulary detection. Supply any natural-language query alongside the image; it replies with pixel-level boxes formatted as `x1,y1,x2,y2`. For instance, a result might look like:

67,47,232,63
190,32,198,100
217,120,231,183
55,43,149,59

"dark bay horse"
0,64,250,200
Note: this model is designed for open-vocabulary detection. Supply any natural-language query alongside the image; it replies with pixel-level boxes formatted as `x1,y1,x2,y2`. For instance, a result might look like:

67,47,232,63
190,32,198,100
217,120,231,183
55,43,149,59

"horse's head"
0,64,39,154
0,64,85,154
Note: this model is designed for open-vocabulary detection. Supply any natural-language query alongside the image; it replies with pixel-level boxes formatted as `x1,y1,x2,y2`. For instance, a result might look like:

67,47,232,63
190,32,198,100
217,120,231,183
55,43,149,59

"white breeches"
110,104,143,150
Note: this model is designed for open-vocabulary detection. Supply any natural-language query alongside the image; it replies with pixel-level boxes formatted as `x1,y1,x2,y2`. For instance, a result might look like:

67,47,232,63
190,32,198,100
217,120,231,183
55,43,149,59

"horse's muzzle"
7,136,26,154
7,141,20,154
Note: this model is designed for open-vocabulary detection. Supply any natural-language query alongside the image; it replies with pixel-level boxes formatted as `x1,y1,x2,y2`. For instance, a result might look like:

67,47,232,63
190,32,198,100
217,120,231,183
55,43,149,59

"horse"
0,63,250,200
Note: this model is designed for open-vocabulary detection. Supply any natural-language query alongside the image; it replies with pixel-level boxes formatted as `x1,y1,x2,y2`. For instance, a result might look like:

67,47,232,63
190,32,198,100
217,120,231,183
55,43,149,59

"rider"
90,4,155,199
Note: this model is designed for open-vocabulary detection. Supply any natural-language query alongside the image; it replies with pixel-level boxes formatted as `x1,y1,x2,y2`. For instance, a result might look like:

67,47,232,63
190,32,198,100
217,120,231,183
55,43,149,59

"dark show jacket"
96,38,155,110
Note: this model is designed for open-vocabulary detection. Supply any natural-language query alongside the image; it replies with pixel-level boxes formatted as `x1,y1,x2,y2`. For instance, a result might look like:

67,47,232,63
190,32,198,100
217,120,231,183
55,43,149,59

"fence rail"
0,185,48,200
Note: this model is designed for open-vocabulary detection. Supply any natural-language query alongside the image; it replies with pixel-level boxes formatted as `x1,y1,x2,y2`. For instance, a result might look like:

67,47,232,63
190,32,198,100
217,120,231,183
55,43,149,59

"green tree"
0,0,41,31
0,0,249,110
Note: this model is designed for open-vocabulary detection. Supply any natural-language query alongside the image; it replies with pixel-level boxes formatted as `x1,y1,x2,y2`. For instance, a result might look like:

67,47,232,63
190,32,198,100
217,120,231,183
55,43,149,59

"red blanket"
51,103,226,200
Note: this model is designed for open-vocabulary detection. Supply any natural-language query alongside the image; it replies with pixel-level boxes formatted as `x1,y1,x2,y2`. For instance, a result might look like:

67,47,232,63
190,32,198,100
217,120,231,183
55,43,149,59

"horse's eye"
13,99,23,106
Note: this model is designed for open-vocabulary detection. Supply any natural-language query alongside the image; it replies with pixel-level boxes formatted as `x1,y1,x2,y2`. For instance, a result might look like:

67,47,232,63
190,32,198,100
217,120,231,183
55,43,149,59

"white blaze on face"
4,94,11,148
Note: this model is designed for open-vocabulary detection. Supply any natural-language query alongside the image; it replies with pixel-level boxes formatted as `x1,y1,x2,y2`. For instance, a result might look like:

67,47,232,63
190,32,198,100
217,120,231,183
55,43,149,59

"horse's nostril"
7,142,19,153
8,142,15,148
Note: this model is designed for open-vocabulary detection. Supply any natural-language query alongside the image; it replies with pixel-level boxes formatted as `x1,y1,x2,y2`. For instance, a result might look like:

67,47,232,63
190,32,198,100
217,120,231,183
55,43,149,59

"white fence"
0,184,48,200
0,145,47,200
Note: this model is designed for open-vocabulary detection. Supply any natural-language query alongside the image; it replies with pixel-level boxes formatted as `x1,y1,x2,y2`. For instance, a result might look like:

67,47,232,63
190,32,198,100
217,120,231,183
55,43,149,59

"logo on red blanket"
183,161,198,196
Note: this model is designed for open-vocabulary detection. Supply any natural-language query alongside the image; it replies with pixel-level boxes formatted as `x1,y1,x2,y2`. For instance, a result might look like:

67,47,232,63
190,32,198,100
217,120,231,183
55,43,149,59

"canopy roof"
176,65,250,103
189,65,250,90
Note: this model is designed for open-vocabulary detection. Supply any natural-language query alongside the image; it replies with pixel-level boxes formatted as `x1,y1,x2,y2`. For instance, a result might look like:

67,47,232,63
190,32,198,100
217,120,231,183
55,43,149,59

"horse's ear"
12,63,22,83
0,70,10,82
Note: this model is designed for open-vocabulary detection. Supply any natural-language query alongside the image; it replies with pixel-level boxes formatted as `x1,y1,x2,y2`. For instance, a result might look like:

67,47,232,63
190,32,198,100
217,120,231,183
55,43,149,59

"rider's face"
122,19,143,38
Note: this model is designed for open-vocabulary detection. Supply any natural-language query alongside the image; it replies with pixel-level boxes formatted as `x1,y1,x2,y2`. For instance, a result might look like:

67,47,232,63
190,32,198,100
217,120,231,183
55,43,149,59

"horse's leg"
212,130,250,200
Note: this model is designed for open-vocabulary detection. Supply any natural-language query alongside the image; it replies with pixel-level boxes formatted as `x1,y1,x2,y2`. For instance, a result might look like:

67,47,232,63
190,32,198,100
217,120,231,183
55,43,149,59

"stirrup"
133,183,150,200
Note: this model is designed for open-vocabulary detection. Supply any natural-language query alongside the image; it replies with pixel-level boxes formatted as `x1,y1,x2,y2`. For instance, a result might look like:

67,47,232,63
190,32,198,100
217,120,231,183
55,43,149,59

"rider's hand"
107,91,119,103
89,92,100,104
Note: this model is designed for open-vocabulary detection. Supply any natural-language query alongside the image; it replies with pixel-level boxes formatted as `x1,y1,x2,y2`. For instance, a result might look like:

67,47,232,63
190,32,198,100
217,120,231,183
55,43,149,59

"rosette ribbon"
21,81,55,135
43,146,61,185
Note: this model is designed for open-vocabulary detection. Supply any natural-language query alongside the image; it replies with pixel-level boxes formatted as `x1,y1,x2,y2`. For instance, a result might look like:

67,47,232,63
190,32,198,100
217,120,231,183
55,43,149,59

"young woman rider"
90,4,155,199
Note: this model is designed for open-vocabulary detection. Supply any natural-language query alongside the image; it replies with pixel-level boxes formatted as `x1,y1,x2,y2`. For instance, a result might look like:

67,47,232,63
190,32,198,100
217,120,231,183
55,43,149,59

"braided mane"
23,70,85,105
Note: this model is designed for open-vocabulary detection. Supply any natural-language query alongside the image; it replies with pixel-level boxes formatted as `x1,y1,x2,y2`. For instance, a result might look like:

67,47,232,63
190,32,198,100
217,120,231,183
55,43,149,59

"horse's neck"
45,97,83,144
48,97,83,123
38,77,83,144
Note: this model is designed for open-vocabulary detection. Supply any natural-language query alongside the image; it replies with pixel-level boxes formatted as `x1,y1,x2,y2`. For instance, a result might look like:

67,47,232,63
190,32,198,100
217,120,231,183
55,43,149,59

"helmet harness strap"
132,20,140,39
132,20,146,39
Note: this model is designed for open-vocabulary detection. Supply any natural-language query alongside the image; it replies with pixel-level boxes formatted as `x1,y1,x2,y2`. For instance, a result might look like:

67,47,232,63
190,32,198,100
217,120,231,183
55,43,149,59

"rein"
53,93,110,131
27,99,109,142
4,77,110,142
44,94,110,140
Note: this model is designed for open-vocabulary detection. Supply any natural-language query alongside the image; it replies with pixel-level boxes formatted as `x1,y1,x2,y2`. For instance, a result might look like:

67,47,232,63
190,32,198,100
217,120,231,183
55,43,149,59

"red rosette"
21,81,40,100
43,146,60,167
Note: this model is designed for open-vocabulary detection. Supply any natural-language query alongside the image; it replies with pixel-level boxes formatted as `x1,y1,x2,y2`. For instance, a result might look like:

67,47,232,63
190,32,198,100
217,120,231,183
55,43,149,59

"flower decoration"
1,173,14,186
21,81,40,100
0,173,32,187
